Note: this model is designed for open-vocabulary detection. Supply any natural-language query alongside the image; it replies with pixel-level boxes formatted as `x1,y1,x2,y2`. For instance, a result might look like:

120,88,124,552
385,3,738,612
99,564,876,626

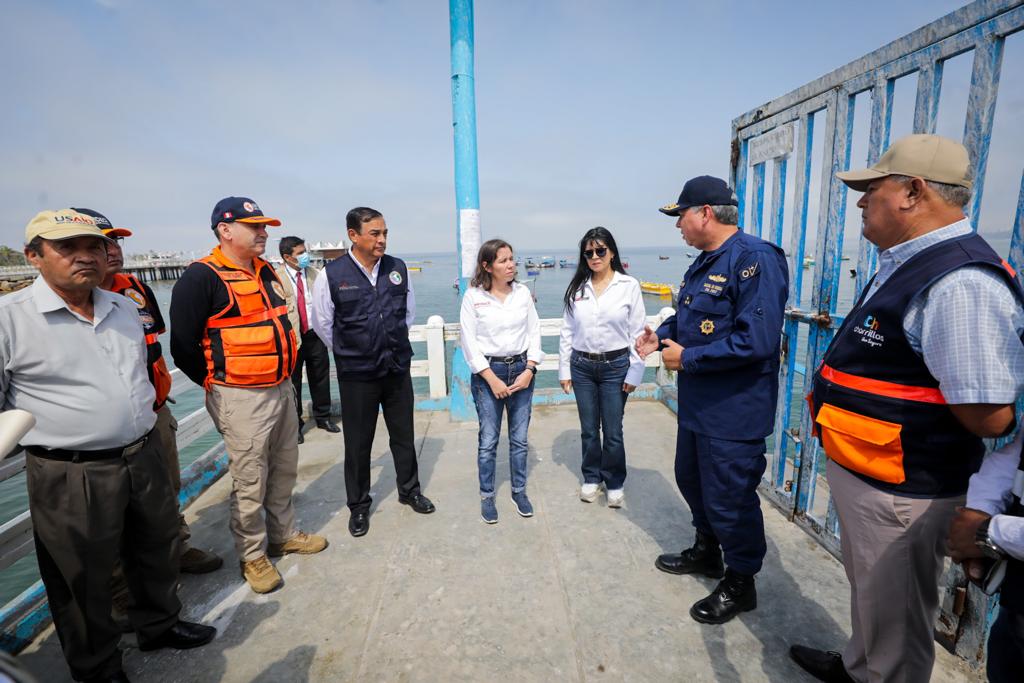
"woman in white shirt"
559,227,646,508
460,239,544,524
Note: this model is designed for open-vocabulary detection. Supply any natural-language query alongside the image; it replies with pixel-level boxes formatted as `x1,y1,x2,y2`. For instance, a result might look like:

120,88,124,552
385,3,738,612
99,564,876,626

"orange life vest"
198,247,297,388
107,272,173,409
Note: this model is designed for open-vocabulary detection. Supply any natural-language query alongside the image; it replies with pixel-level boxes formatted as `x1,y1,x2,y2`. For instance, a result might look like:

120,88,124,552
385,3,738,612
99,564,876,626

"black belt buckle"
487,352,526,364
575,347,628,362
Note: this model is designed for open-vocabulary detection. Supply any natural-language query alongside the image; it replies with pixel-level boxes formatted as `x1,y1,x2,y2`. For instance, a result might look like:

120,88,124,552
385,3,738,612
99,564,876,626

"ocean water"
0,243,856,605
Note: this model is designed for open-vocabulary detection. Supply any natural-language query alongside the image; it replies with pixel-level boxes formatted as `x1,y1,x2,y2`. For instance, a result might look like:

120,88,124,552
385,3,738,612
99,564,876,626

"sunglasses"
583,247,608,259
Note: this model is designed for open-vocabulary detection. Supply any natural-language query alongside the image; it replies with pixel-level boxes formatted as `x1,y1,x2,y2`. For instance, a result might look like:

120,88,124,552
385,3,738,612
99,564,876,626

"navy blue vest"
812,233,1023,497
325,254,413,380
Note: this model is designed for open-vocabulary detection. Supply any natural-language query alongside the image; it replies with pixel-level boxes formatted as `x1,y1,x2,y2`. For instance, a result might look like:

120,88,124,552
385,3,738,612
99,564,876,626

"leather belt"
27,431,152,463
486,352,527,364
573,347,629,361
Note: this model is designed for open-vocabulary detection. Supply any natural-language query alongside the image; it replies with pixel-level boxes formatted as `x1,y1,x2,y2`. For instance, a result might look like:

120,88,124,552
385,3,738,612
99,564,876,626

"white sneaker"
607,489,624,508
580,483,600,503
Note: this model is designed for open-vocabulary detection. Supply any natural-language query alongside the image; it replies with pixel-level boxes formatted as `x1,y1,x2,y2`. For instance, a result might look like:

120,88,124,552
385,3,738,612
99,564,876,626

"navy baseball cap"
71,208,133,237
210,197,282,230
659,175,739,216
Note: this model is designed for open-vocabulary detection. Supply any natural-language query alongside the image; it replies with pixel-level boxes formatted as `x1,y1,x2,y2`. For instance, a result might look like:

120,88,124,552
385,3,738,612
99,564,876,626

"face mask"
296,253,311,269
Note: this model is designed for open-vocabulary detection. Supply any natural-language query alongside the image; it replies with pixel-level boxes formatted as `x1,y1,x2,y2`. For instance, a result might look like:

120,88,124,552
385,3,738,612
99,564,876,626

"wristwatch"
975,518,1007,560
527,366,537,375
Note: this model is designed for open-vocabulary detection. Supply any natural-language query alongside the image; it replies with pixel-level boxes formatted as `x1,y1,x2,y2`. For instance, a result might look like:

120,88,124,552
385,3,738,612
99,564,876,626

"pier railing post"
425,315,448,399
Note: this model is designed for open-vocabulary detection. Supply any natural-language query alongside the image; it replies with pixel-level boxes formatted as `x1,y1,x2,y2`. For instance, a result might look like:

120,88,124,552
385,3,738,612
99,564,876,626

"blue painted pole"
449,0,481,421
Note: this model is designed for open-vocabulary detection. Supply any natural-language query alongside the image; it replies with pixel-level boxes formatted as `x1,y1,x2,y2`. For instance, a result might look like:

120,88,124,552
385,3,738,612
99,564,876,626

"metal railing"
731,0,1024,663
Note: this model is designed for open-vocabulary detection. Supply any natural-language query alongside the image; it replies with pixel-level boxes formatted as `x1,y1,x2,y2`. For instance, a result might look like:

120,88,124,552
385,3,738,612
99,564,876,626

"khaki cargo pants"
153,403,192,552
206,381,299,562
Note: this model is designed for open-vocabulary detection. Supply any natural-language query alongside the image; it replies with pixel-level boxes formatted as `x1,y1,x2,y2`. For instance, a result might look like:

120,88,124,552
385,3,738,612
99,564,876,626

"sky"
2,0,1019,257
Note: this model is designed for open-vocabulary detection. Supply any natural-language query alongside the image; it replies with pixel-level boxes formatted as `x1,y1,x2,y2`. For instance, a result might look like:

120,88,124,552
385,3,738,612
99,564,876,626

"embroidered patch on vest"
123,288,146,308
389,270,403,285
271,281,286,299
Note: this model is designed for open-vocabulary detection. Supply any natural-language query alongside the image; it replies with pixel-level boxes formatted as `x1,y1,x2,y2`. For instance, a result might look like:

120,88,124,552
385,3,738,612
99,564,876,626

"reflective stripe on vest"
198,248,296,388
107,273,172,409
818,364,946,404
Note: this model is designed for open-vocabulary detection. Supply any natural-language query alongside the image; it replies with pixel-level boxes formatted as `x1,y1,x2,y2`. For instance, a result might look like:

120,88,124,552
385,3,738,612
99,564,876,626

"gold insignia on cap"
661,204,679,211
700,319,715,335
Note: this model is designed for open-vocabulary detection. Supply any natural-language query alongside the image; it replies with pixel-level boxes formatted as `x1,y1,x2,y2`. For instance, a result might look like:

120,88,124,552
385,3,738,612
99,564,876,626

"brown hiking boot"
267,531,328,557
180,547,224,574
240,556,283,594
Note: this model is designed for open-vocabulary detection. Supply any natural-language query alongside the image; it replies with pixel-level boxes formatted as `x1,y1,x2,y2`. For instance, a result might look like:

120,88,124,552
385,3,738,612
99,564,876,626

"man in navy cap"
637,175,789,624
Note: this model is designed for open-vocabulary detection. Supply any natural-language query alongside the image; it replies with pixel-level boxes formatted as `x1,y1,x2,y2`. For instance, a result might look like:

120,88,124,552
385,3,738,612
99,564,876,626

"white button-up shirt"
283,263,314,327
558,271,647,386
0,277,156,449
312,252,416,349
459,282,544,374
967,430,1024,560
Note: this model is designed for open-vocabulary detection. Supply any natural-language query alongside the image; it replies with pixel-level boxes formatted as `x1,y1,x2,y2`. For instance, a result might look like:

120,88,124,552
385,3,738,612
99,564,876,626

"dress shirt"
966,430,1024,561
459,282,544,374
558,271,646,386
0,277,156,449
312,252,416,349
863,219,1024,404
284,263,315,330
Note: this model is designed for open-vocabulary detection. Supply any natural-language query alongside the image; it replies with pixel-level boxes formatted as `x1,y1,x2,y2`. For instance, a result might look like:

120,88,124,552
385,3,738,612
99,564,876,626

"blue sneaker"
511,491,534,517
481,497,498,524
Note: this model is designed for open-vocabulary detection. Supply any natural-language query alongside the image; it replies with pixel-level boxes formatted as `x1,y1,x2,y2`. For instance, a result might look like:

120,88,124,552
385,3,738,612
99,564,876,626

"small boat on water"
525,258,537,268
558,258,576,268
803,256,816,269
408,266,422,272
640,281,674,296
658,255,670,260
622,260,630,270
526,269,540,276
539,256,555,268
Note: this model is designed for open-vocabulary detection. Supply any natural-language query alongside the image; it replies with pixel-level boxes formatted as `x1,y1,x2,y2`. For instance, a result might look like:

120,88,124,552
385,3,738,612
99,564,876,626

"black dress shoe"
297,430,304,445
349,511,369,537
655,531,724,578
85,671,131,683
139,620,216,651
316,419,341,433
789,645,856,682
398,493,436,514
690,568,757,624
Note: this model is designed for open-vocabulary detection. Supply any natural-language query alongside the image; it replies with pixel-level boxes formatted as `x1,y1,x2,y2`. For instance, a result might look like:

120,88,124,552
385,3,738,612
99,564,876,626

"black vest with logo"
812,233,1023,497
325,254,413,380
999,445,1024,611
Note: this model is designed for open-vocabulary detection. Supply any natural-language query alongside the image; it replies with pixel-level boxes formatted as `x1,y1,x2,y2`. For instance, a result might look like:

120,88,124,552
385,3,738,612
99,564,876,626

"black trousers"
26,437,181,681
291,330,332,422
987,604,1023,683
339,370,421,513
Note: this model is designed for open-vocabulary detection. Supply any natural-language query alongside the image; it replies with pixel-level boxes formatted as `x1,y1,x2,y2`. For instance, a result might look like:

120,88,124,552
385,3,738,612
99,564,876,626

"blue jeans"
470,358,534,498
570,351,629,490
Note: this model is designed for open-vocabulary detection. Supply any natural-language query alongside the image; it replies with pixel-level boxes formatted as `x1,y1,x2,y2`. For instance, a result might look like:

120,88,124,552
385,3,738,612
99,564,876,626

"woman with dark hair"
459,239,544,524
559,227,646,508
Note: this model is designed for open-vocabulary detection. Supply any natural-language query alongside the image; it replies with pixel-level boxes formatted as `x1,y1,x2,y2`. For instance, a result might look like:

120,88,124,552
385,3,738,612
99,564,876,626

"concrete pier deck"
17,402,974,682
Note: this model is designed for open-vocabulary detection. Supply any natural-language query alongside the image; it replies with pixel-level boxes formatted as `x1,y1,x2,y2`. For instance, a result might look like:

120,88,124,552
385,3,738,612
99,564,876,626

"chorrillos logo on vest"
853,314,884,348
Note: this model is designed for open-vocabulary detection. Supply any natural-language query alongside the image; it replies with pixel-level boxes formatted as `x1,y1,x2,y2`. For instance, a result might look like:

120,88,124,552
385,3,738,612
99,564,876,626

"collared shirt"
863,219,1024,404
558,271,646,386
311,252,416,349
459,282,544,374
283,263,315,328
0,277,156,449
966,430,1024,561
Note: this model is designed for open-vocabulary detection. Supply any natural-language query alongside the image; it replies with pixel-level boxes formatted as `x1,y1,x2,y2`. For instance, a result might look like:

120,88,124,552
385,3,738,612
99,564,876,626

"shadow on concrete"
250,644,317,683
364,435,444,516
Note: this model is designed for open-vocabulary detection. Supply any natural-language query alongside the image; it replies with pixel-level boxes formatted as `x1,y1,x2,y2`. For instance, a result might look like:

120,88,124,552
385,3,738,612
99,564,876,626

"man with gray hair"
636,175,789,624
791,134,1024,682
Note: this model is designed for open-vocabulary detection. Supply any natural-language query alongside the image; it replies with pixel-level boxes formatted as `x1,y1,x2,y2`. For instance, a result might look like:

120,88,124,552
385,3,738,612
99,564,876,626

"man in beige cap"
0,210,215,682
789,134,1024,682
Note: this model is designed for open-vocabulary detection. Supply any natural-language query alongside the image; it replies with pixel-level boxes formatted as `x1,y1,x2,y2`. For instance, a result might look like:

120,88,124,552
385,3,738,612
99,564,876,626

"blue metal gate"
730,0,1024,661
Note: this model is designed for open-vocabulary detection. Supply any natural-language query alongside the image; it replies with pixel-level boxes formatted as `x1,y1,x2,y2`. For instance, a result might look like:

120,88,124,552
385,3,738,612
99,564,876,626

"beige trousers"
826,459,962,683
206,382,299,562
153,403,191,551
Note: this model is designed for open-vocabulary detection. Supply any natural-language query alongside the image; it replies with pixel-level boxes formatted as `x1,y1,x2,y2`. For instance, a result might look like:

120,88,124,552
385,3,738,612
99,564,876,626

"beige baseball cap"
24,209,113,245
837,134,973,192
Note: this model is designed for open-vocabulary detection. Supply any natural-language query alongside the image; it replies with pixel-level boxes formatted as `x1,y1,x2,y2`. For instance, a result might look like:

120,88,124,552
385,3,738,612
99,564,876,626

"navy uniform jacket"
656,229,789,440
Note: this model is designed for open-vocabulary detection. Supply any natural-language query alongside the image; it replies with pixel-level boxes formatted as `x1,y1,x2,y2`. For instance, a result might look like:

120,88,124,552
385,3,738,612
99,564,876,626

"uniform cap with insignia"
837,134,972,192
210,196,282,230
659,175,739,216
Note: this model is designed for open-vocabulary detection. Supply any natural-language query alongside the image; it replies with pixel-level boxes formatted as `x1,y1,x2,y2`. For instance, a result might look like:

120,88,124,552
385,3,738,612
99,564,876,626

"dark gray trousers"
26,437,181,681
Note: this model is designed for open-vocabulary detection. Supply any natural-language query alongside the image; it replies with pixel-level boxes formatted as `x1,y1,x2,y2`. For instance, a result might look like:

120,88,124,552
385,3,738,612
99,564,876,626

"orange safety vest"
198,247,297,388
107,272,173,409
